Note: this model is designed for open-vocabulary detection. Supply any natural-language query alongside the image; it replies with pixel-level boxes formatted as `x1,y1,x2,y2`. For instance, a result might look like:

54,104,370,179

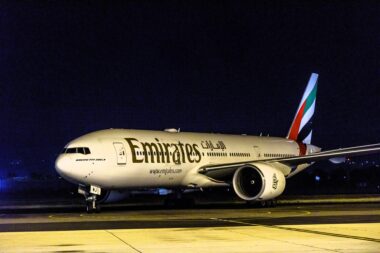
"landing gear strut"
246,199,277,208
78,185,102,213
85,195,101,213
259,199,277,208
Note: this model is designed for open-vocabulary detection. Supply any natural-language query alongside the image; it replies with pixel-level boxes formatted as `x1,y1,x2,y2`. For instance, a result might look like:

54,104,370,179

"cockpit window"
66,148,76,154
84,147,91,154
62,147,91,155
78,147,85,154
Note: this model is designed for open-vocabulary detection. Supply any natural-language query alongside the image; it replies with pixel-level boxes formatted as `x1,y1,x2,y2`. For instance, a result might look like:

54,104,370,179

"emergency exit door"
113,142,127,165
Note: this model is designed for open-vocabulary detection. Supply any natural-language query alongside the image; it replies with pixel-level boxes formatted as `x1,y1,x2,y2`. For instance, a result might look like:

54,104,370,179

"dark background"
1,1,380,195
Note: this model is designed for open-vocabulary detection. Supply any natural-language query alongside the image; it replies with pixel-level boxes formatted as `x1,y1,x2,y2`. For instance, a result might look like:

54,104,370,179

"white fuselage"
55,129,317,190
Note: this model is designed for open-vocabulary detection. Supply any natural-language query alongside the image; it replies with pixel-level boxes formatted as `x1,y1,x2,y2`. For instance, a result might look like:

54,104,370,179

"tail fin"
287,73,318,144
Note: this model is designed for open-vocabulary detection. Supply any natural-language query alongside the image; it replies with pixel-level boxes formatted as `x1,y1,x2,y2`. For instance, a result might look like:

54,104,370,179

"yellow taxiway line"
1,223,380,253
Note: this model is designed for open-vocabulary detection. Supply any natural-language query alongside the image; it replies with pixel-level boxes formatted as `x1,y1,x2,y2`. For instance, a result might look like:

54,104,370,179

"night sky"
1,1,380,175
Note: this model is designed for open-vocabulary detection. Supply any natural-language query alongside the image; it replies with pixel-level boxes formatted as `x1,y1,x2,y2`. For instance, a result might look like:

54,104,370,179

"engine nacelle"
98,190,130,203
232,163,286,201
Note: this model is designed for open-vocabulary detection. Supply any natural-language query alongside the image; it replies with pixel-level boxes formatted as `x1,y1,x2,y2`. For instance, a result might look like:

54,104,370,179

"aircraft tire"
86,203,92,213
262,201,268,208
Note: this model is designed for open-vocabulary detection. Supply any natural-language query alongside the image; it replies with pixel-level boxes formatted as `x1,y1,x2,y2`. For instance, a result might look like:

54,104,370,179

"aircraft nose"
55,155,72,179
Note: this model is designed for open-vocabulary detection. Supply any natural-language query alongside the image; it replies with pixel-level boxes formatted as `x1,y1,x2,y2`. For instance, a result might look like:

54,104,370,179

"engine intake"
232,163,285,201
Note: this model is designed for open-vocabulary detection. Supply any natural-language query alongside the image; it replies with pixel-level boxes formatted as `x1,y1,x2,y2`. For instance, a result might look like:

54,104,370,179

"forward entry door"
253,146,262,160
113,142,127,165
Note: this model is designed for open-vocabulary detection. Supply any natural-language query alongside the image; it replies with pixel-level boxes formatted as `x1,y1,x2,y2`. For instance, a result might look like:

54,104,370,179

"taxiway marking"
211,217,380,243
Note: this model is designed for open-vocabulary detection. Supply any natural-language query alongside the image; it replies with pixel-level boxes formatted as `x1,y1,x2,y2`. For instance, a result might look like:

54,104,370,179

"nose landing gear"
78,185,102,213
85,195,101,213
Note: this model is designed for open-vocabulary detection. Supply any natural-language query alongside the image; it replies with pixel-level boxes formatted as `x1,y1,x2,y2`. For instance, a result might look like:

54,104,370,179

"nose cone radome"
55,155,77,182
55,155,67,176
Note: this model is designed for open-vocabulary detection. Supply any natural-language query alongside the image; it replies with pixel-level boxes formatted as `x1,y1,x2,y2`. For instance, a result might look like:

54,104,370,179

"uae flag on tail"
287,73,318,144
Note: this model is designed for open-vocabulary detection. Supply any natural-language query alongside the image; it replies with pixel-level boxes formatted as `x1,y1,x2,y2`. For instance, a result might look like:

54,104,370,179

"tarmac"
0,197,380,252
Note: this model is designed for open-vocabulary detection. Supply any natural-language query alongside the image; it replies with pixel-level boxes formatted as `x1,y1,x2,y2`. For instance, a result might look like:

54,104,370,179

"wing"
272,143,380,165
197,143,380,180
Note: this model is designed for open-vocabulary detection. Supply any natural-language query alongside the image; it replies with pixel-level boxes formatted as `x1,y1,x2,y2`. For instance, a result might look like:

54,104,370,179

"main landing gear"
259,199,277,208
164,190,195,208
246,199,277,208
78,185,102,213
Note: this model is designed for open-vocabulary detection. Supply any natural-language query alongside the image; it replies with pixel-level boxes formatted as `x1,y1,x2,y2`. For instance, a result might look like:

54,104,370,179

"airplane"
55,73,380,212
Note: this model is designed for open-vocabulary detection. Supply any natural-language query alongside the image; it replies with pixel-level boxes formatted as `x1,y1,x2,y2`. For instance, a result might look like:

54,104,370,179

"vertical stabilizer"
287,73,318,144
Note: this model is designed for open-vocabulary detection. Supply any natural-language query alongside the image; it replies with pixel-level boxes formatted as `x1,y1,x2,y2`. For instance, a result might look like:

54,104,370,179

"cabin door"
113,142,127,165
253,146,262,159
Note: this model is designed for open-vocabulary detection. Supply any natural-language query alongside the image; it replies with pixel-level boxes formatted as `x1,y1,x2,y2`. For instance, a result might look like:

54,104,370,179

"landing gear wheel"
78,185,102,213
164,198,176,208
259,201,267,208
270,199,277,207
246,199,277,208
86,202,92,213
259,200,277,208
164,190,194,208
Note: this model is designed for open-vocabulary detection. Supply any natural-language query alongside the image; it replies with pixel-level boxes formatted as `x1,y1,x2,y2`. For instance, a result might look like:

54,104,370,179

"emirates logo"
272,173,279,190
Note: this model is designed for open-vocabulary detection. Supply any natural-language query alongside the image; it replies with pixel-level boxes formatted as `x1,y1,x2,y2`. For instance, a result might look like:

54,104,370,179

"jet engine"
98,190,130,203
232,163,285,201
